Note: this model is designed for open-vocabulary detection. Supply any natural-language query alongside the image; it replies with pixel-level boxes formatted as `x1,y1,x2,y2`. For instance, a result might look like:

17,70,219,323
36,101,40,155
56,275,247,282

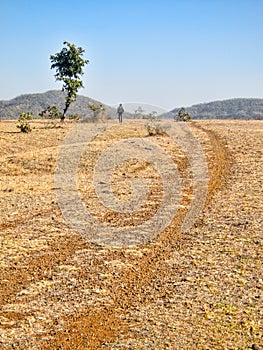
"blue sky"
0,0,262,110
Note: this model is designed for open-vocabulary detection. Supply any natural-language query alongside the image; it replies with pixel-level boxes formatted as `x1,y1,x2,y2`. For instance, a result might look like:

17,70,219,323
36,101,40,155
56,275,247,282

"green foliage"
39,105,63,128
50,41,89,120
39,105,62,119
175,107,192,122
88,103,103,112
88,103,106,122
17,112,33,133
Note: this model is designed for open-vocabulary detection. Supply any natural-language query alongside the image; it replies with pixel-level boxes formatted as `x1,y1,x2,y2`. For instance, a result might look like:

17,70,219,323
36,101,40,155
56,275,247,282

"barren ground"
0,119,262,349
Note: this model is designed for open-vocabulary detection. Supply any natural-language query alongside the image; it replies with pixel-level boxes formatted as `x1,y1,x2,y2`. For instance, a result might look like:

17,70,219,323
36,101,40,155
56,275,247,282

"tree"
50,41,89,121
134,106,144,119
143,111,157,120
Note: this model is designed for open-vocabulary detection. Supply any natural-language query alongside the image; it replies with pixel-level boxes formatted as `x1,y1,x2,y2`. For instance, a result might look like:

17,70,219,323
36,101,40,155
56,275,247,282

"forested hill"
0,90,117,120
165,98,263,120
1,92,263,120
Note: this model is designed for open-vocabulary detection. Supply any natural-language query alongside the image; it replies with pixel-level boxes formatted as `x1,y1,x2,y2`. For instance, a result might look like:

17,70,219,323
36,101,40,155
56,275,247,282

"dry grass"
0,119,262,349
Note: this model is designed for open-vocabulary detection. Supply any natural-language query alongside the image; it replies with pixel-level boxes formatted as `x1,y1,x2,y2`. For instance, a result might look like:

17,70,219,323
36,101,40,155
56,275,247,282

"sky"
0,0,263,111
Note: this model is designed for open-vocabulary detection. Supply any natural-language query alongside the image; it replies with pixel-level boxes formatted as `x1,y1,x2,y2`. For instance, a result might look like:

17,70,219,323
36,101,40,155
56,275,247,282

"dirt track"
0,120,262,349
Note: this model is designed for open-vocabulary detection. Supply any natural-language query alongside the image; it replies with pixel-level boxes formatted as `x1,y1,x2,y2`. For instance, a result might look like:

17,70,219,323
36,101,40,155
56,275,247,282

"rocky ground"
0,119,262,349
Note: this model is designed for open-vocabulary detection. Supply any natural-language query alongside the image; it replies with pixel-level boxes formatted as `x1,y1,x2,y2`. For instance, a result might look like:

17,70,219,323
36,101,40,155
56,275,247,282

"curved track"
1,120,262,349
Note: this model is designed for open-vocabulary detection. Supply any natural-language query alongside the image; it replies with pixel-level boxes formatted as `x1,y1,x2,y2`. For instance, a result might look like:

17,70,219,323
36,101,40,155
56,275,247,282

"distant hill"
165,98,263,120
0,90,119,120
1,92,263,121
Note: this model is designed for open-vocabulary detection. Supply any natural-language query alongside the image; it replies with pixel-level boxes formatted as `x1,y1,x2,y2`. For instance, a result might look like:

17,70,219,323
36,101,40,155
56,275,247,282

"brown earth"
0,119,262,349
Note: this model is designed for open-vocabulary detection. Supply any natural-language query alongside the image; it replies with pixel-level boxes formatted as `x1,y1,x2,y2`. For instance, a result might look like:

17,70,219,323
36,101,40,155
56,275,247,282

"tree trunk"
62,102,70,121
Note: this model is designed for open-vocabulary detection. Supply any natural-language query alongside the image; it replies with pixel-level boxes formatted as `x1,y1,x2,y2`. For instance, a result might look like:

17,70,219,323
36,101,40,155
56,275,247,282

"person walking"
117,103,124,123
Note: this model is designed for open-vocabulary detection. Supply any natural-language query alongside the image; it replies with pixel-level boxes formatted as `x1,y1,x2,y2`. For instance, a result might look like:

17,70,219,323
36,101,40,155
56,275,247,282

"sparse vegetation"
88,102,106,122
134,106,144,119
134,108,159,120
0,120,262,349
146,122,166,136
143,111,158,120
39,105,63,128
16,112,33,132
175,107,192,121
39,105,62,120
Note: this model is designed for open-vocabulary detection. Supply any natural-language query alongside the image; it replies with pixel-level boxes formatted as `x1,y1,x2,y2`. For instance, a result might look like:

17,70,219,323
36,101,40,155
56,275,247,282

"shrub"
175,107,192,122
39,105,63,128
88,103,106,122
39,105,62,120
17,112,33,133
146,123,166,136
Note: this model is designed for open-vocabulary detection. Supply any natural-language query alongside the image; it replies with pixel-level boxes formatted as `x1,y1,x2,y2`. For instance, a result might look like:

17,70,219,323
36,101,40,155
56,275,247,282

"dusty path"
0,120,262,349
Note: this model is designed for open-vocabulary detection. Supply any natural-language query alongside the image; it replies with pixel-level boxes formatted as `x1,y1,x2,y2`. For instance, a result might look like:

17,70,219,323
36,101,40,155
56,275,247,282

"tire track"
40,122,231,350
